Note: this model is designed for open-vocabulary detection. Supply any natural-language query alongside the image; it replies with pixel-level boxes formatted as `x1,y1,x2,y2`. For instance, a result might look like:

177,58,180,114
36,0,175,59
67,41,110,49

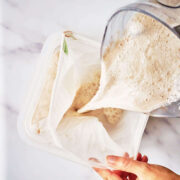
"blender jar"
101,0,180,57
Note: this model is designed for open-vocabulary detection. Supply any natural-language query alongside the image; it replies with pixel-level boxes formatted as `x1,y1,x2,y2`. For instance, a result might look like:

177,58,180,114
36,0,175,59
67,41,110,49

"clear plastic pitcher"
100,0,180,118
101,0,180,57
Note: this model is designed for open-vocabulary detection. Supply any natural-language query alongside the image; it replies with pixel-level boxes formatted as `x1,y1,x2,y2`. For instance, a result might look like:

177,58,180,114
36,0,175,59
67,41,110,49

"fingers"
113,170,129,179
123,152,129,158
107,155,146,176
93,153,148,180
128,173,137,180
142,155,148,162
93,168,123,180
89,157,100,163
123,152,148,162
136,153,142,161
136,153,148,162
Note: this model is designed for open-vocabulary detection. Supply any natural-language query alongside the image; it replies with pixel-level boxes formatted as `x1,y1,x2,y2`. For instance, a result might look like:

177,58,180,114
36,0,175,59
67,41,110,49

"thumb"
107,155,147,176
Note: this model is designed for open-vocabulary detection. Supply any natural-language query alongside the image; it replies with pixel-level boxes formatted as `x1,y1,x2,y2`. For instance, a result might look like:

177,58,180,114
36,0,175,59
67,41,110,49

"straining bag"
48,32,148,167
18,31,148,168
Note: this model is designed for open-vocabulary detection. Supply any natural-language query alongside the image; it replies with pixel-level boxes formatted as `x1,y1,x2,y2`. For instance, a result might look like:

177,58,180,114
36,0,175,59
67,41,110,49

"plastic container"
18,31,149,168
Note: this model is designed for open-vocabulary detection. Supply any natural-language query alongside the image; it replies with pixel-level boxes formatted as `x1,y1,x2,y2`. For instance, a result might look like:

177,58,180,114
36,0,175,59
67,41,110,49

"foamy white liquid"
80,13,180,113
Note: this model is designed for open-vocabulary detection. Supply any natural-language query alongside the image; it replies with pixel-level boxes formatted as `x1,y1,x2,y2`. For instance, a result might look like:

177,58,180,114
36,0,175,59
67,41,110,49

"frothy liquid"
64,72,123,124
80,13,180,113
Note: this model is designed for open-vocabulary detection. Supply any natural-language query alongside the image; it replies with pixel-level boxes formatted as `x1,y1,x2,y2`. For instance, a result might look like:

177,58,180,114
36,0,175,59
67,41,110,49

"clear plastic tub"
18,31,149,168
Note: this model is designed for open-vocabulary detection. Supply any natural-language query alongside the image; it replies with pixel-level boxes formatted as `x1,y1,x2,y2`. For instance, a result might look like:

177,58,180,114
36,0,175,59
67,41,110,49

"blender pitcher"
101,0,180,118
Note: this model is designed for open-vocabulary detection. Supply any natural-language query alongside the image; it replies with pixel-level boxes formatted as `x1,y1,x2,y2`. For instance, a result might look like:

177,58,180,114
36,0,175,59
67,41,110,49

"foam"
80,13,180,113
64,71,123,124
103,108,123,124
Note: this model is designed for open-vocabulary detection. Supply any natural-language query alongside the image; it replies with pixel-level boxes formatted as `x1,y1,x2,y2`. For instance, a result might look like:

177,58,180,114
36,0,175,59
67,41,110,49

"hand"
94,153,147,180
94,153,180,180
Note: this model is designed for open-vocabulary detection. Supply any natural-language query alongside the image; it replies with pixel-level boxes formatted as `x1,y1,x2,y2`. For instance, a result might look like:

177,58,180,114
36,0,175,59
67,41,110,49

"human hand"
94,153,180,180
94,153,147,180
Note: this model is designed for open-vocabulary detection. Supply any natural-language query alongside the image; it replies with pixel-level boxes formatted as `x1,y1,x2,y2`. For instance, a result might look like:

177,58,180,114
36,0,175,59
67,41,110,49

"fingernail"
142,155,148,162
93,167,100,172
107,155,118,164
123,152,129,158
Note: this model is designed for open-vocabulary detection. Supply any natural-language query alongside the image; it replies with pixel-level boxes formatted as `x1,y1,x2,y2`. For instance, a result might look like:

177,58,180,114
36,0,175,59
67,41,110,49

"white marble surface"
1,0,180,179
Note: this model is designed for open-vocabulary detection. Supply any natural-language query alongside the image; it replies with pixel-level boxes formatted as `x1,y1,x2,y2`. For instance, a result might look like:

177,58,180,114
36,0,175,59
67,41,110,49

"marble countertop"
1,0,180,179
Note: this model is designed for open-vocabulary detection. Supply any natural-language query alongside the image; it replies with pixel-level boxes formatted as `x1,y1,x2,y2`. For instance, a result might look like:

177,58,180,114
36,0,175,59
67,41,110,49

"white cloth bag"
18,31,148,167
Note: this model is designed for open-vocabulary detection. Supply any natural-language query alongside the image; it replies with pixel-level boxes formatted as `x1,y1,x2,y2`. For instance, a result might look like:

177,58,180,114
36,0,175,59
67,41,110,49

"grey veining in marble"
1,0,180,179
